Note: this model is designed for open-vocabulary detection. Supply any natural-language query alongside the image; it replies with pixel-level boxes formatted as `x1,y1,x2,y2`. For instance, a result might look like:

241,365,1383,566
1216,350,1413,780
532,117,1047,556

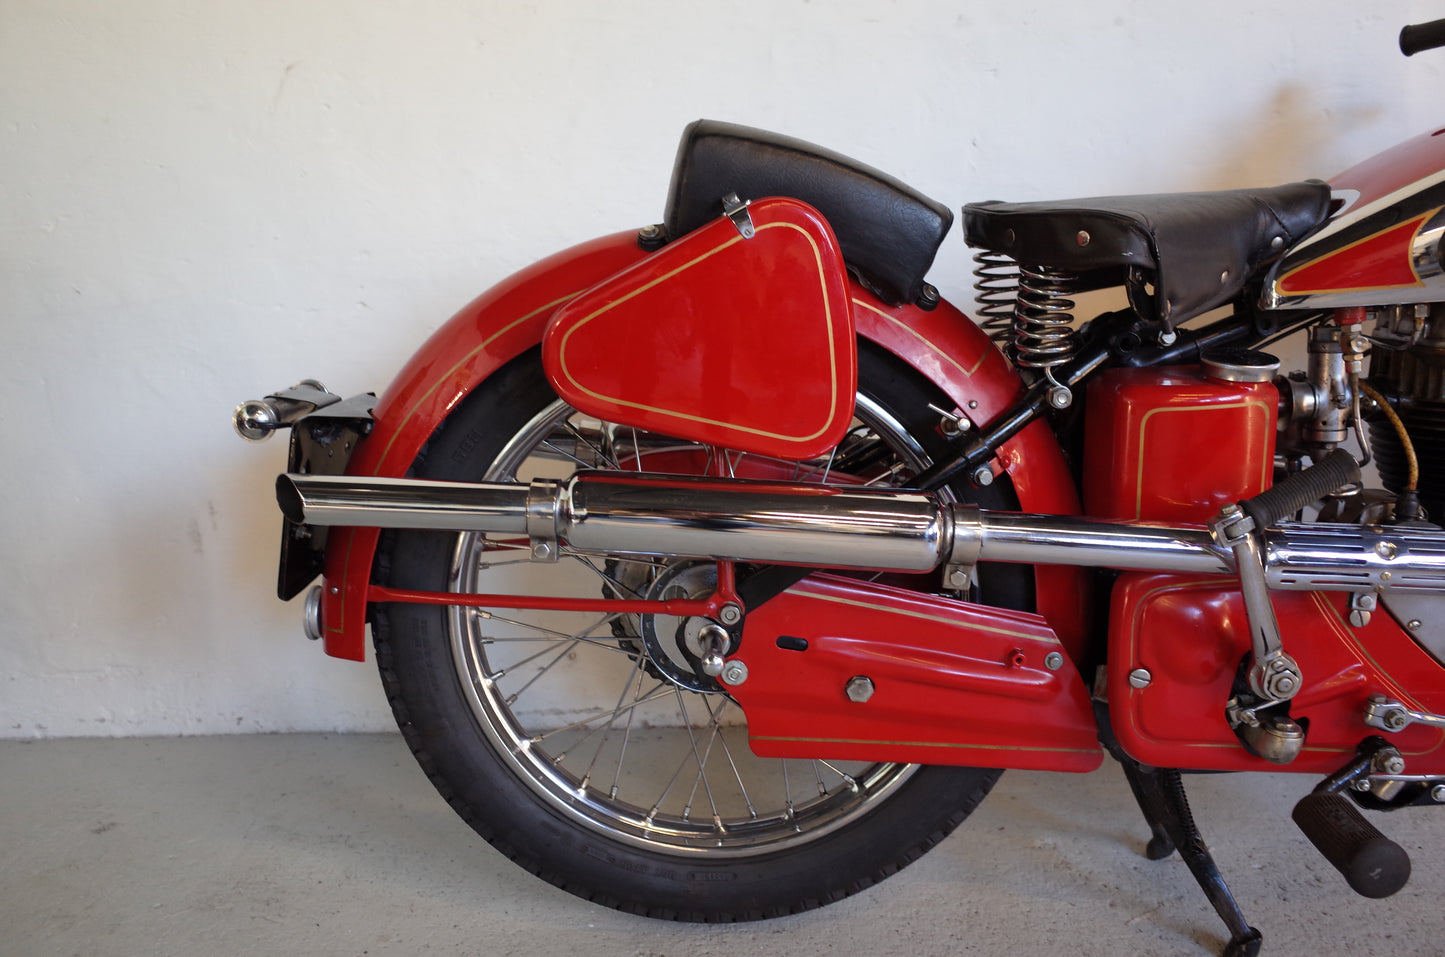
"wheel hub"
633,560,728,693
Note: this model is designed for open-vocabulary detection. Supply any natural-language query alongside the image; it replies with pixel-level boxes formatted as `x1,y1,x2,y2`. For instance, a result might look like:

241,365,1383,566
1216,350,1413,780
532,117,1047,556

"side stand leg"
1119,762,1263,957
1118,758,1176,860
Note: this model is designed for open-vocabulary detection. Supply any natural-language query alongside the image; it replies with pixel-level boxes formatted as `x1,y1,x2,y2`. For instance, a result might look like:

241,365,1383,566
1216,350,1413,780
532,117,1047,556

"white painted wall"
3,0,1440,737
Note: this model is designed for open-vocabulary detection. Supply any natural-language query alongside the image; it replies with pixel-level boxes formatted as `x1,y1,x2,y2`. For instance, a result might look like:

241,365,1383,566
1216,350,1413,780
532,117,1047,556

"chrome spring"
1014,264,1081,370
972,250,1019,342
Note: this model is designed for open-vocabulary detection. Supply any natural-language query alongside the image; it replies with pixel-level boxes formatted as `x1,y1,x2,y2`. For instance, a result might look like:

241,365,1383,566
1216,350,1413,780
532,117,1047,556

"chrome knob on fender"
233,399,280,441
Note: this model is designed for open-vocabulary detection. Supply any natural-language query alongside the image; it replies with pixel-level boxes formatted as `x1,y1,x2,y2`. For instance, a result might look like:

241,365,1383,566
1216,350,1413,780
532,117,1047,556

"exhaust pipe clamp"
525,479,564,562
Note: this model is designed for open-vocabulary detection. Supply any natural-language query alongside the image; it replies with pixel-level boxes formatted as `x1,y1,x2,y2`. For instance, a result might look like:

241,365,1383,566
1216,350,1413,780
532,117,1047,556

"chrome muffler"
276,470,1445,592
278,470,1226,574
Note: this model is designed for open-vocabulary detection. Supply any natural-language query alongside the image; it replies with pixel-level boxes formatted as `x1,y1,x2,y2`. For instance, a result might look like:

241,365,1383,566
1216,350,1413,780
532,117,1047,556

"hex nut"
845,676,875,703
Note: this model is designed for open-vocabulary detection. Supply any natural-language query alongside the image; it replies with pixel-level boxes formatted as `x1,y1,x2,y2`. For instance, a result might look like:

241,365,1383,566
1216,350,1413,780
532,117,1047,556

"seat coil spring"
1014,264,1081,370
972,249,1019,343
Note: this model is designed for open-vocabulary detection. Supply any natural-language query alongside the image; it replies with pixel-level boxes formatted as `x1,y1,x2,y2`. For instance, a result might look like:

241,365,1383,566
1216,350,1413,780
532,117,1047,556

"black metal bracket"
276,393,375,600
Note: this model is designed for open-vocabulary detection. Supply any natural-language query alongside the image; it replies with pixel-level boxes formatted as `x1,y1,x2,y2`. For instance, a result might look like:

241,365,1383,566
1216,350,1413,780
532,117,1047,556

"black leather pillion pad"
664,120,954,306
963,183,1331,327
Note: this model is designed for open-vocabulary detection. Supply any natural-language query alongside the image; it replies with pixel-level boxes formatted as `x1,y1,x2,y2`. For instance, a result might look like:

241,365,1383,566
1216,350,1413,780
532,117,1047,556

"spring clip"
1014,264,1082,408
972,250,1019,343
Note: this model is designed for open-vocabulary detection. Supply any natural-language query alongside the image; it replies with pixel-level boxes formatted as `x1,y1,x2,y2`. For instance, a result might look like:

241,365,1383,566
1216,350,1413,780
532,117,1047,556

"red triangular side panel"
543,197,857,460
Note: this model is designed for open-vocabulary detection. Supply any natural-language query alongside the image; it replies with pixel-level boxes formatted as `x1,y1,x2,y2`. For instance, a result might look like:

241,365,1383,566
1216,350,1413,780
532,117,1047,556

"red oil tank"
1082,353,1280,524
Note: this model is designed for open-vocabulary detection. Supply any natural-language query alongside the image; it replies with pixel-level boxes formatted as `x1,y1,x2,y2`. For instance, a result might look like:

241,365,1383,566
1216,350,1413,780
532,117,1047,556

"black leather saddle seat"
963,183,1332,327
664,120,953,307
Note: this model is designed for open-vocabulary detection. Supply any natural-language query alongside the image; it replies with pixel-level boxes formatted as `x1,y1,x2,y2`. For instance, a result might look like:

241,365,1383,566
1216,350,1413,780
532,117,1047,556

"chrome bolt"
1076,230,1091,247
845,676,875,703
1408,619,1423,631
532,542,553,560
1432,784,1445,803
698,623,730,677
1376,753,1407,776
717,603,742,626
1383,708,1411,732
945,566,971,589
1158,329,1178,346
720,661,749,686
1128,668,1153,689
972,466,994,487
1048,385,1073,409
1375,541,1399,560
1044,652,1064,672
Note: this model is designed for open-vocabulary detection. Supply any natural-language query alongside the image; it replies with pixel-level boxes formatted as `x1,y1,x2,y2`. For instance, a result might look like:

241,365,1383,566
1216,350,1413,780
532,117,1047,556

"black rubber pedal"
1291,791,1411,898
1239,448,1360,529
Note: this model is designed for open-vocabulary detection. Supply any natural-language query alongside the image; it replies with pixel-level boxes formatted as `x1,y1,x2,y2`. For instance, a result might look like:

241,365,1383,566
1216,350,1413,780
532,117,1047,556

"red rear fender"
318,232,1085,662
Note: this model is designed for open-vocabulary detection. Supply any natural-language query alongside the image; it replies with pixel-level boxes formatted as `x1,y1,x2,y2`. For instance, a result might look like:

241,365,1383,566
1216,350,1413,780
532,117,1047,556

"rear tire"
372,342,1029,918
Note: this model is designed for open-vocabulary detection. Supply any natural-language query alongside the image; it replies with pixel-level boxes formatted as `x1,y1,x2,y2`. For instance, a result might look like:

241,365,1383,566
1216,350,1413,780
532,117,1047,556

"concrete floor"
4,734,1442,957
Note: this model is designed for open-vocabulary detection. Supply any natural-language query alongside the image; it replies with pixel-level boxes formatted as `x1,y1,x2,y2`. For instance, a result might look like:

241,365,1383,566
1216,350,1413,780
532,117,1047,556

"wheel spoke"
606,662,649,800
530,683,675,744
701,697,758,819
672,684,723,827
539,437,600,470
558,654,651,784
561,420,623,470
472,607,620,644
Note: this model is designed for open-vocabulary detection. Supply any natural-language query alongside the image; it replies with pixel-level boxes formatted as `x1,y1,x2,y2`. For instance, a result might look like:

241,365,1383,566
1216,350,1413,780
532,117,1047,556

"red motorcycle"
235,22,1445,957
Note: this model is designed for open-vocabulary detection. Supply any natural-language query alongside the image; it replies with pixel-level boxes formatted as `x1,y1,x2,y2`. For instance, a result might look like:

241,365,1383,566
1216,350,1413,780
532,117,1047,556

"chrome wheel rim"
447,394,943,856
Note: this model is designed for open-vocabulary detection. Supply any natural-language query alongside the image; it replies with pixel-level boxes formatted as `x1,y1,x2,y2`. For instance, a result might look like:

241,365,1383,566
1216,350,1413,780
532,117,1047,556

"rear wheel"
372,342,1030,918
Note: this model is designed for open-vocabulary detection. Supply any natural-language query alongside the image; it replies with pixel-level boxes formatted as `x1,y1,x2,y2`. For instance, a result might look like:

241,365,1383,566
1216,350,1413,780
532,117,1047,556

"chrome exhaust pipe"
277,470,1445,592
278,470,1228,575
280,471,954,571
276,474,531,533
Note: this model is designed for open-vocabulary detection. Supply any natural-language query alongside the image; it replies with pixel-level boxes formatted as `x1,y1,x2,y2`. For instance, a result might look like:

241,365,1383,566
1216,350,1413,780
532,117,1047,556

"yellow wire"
1358,379,1418,491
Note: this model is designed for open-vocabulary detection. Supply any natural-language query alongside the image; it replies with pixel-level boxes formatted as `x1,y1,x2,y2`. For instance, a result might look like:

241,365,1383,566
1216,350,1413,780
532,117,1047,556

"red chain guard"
1108,573,1445,773
542,197,856,461
726,574,1102,771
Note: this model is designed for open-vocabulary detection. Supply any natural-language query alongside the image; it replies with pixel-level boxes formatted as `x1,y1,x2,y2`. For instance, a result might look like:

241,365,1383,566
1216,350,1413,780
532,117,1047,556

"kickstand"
1118,760,1263,957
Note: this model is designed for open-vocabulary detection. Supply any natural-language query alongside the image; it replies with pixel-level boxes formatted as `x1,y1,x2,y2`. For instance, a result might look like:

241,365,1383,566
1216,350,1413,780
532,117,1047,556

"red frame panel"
1108,573,1445,773
730,574,1101,770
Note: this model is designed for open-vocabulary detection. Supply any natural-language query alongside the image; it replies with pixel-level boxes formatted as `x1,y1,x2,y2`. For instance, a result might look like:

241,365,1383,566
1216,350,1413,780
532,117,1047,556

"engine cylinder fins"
1013,264,1081,371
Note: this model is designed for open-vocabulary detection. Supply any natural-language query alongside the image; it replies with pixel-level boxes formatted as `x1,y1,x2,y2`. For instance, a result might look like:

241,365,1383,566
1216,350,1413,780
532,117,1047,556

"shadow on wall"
1196,83,1385,188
